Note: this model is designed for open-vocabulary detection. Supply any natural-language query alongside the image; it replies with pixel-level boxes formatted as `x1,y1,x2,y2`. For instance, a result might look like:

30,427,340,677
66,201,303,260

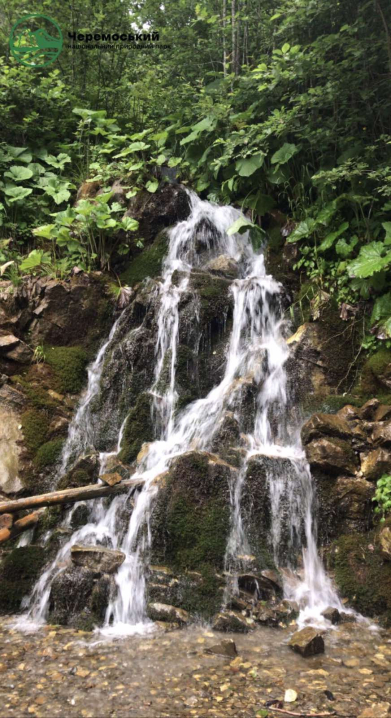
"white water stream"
20,190,341,634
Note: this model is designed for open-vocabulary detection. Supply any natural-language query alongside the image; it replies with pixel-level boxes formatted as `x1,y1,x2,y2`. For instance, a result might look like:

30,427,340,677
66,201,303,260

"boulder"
321,606,341,624
49,565,111,629
147,602,189,625
361,448,391,481
379,526,391,561
372,420,391,447
212,610,254,633
288,627,325,657
305,437,358,475
255,600,298,627
58,453,100,490
205,255,239,279
0,407,23,494
205,639,238,657
374,404,391,422
360,399,380,421
70,545,126,575
337,405,361,422
332,477,374,533
0,334,19,351
301,413,353,445
99,472,122,487
5,341,33,363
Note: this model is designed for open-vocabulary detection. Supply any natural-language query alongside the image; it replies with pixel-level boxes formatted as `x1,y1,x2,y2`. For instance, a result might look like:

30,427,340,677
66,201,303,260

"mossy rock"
34,438,64,469
356,349,391,397
151,451,231,573
0,546,46,614
303,394,365,415
45,346,89,394
12,376,57,411
121,230,169,286
331,531,391,626
176,565,223,619
118,392,154,464
21,409,50,453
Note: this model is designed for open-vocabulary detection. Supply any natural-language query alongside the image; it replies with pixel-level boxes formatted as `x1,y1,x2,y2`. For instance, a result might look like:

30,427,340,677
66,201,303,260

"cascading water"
23,189,341,634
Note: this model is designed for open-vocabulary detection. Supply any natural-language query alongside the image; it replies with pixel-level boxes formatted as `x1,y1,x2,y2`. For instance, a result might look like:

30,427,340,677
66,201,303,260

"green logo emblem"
9,14,63,67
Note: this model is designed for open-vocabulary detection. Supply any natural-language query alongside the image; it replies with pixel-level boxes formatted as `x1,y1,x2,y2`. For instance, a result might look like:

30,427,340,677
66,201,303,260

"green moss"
34,438,64,469
303,394,365,415
332,532,391,626
118,392,154,464
39,506,64,533
13,376,57,411
165,494,229,571
57,468,91,490
21,409,50,453
121,230,168,286
356,349,391,397
179,565,222,619
45,346,89,394
0,546,46,614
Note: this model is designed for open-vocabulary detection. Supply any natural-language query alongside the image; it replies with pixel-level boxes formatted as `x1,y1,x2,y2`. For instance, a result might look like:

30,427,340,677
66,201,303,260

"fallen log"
0,509,45,544
0,478,143,515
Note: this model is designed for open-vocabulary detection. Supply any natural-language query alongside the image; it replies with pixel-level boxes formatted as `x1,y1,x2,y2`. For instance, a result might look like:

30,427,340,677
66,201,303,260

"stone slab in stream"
288,627,325,657
70,545,126,574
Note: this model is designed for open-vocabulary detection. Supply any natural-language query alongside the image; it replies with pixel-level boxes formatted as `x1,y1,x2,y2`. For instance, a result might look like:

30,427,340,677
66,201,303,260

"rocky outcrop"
70,545,126,574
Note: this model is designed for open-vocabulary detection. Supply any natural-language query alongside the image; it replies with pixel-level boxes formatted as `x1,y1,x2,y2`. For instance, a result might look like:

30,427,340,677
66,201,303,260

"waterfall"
22,189,340,633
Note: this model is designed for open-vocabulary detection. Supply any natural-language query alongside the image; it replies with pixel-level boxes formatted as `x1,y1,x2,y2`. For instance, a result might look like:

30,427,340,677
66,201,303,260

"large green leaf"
146,179,159,193
287,218,316,243
271,142,298,165
33,224,56,240
44,153,71,169
319,222,349,252
20,249,51,272
227,217,253,235
235,153,264,177
245,193,276,215
382,222,391,245
371,292,391,337
3,186,33,202
4,165,33,182
335,236,358,257
348,242,391,278
122,217,139,231
371,292,391,324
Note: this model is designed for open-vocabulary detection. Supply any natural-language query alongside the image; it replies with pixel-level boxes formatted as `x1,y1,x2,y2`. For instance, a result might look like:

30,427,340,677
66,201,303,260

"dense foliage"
1,0,391,343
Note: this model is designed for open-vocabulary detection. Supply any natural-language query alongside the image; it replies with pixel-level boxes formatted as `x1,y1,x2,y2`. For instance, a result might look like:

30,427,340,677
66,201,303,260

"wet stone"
70,545,126,574
288,627,325,657
321,607,341,624
205,639,238,657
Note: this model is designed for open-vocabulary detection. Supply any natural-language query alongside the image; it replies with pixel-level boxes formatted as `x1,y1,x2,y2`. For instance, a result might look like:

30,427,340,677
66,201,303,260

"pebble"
0,618,389,717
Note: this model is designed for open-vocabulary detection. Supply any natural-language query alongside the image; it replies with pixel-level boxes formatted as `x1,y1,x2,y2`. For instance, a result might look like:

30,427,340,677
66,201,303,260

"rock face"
147,602,189,625
71,545,126,575
288,627,325,657
0,408,23,494
379,526,391,561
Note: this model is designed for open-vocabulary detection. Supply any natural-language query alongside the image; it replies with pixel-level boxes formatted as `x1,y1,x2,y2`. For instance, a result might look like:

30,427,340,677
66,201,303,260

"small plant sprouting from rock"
373,474,391,522
32,344,46,364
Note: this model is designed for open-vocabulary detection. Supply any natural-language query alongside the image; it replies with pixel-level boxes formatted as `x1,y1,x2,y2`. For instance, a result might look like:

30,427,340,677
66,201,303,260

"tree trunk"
0,478,143,515
232,0,236,75
0,509,45,544
222,0,227,77
376,0,391,75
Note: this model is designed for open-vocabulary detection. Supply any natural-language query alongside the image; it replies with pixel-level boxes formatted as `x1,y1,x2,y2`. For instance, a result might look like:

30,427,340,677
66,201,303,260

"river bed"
0,618,390,717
